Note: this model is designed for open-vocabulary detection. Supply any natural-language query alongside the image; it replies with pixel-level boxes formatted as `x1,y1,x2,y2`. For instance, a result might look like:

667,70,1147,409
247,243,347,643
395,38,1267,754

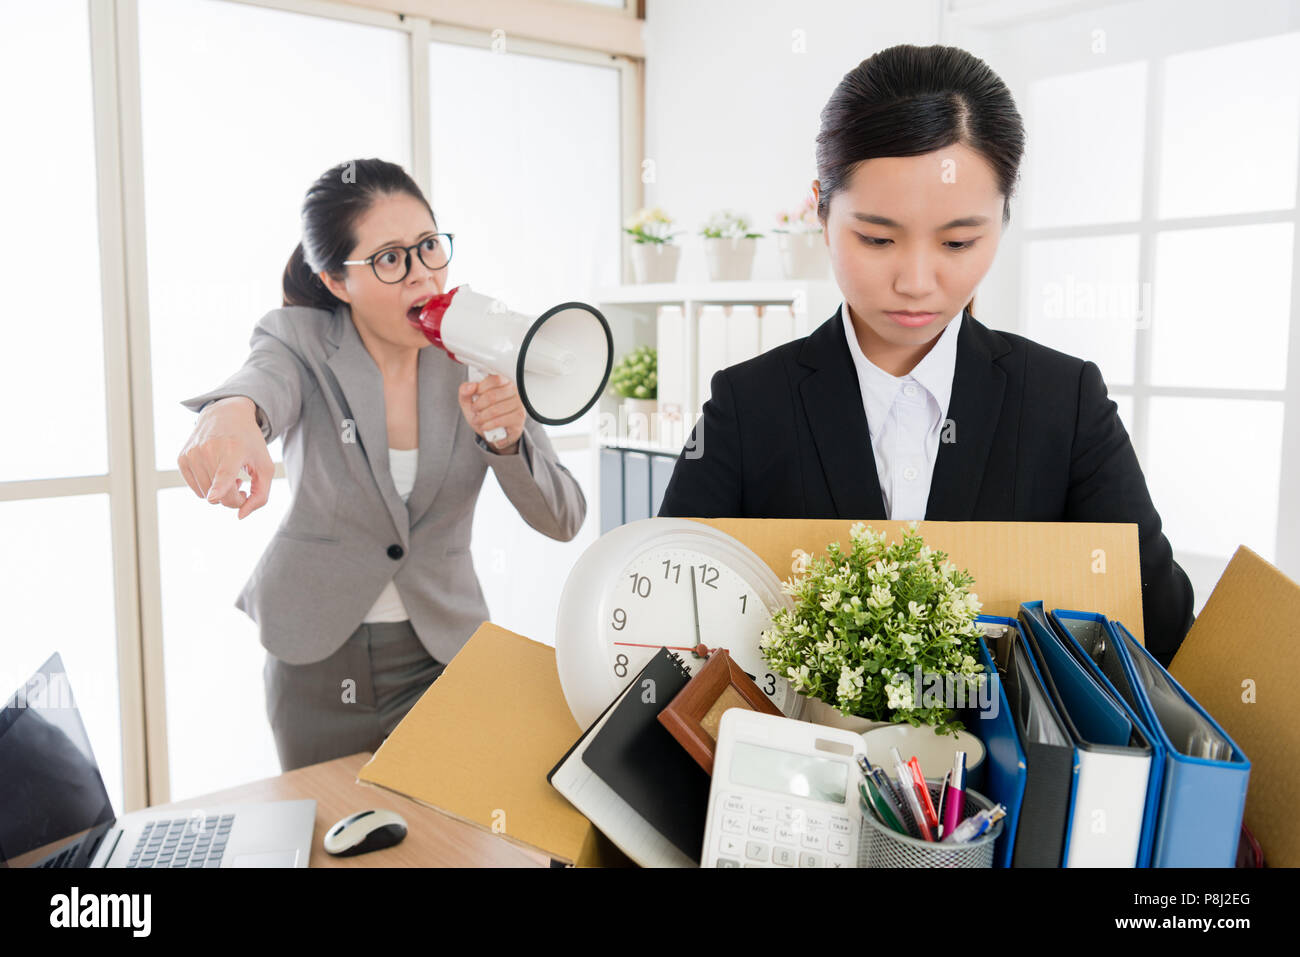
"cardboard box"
1167,545,1300,867
357,620,632,866
357,518,1297,866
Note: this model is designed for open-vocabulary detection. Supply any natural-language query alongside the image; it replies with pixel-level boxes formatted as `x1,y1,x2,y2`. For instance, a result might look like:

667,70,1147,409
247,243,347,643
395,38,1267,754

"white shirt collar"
840,299,963,433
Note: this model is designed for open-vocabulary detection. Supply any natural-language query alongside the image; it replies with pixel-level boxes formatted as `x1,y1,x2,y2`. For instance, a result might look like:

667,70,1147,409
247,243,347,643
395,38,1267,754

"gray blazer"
180,302,587,666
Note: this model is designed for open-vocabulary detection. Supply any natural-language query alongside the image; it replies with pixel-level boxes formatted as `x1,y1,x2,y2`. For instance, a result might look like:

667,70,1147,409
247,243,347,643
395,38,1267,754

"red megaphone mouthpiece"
409,286,462,357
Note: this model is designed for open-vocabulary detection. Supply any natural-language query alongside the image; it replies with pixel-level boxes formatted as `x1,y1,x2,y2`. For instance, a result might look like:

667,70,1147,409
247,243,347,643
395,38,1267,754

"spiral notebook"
548,647,707,867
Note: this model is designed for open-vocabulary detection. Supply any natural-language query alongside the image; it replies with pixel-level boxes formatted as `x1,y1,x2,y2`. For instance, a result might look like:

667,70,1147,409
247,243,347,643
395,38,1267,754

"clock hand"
690,570,703,647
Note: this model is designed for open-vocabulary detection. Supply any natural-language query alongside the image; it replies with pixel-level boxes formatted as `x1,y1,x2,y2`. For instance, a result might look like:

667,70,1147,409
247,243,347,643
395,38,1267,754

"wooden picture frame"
657,648,783,774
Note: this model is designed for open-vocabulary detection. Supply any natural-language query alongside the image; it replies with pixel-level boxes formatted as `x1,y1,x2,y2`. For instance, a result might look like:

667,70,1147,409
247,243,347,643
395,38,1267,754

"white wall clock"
556,517,804,729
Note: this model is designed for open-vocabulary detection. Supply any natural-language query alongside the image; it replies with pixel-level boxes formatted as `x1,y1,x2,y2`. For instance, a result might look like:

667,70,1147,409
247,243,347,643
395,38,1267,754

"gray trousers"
262,619,445,773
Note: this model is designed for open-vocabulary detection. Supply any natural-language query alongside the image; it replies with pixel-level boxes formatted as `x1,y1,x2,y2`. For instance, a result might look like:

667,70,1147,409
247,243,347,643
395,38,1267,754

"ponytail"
282,241,341,309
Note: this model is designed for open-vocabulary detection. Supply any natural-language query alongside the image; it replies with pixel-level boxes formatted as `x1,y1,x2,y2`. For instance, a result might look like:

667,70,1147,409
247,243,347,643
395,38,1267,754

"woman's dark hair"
282,158,438,309
815,44,1025,318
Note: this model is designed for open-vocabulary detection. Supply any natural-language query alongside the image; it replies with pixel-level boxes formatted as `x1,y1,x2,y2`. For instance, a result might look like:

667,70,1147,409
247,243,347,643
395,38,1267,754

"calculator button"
830,815,852,834
772,846,796,867
828,834,851,856
716,858,741,868
745,841,769,862
800,829,827,850
805,811,828,830
775,824,797,846
828,857,849,868
722,813,746,834
743,863,765,868
778,806,794,822
723,794,747,813
799,851,823,868
720,835,744,857
748,819,774,840
751,802,775,819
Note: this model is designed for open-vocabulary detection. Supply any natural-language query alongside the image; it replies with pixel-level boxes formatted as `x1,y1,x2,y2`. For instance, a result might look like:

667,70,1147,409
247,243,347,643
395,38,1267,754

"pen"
855,756,907,835
890,747,934,841
869,767,908,829
942,804,1006,844
939,751,966,839
861,779,907,835
907,755,940,833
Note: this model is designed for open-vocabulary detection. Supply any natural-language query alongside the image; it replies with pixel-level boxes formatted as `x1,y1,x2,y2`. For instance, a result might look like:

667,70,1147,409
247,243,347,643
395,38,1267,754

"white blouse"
839,301,963,521
361,447,419,623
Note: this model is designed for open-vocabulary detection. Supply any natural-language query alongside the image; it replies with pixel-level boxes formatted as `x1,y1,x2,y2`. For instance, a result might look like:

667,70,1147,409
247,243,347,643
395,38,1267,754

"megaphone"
410,284,613,444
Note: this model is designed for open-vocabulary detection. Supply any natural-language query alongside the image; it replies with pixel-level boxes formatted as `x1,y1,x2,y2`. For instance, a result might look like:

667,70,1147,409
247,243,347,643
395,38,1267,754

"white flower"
867,583,894,610
836,664,865,701
886,678,914,710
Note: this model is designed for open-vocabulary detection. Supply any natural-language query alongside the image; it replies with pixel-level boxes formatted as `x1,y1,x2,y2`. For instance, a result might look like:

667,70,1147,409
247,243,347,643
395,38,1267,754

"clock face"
556,519,802,729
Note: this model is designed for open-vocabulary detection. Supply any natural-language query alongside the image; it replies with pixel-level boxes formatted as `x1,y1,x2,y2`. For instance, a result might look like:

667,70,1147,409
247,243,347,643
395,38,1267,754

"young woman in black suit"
658,44,1195,667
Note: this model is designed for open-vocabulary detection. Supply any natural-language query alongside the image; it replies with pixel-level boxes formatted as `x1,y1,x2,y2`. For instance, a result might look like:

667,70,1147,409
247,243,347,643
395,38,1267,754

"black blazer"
657,305,1194,667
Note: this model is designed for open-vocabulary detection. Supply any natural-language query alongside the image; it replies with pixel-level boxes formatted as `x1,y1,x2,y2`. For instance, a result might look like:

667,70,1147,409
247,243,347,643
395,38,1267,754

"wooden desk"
152,752,550,868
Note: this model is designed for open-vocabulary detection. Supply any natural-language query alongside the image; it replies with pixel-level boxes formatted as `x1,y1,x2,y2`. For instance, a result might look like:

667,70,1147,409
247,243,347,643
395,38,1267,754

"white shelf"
591,279,845,523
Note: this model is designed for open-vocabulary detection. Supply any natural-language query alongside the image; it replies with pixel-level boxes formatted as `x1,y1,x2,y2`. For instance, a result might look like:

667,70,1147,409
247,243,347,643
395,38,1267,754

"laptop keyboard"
36,844,80,867
127,814,236,868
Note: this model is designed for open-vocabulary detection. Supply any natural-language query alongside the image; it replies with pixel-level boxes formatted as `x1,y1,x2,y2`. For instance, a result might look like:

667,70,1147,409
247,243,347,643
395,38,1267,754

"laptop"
0,652,316,868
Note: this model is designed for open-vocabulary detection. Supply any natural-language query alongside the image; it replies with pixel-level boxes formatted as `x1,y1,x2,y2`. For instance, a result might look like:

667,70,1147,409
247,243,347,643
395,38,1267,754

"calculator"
701,709,868,868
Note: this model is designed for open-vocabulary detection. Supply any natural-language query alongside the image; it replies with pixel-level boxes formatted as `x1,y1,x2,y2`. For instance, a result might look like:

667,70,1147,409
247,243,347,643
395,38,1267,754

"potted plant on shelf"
760,521,986,737
609,345,658,442
700,209,762,281
624,207,681,283
773,194,830,279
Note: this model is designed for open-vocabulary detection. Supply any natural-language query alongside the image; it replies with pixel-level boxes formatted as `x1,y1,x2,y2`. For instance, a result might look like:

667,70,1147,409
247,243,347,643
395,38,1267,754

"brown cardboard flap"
686,518,1145,643
1170,545,1300,867
357,621,631,867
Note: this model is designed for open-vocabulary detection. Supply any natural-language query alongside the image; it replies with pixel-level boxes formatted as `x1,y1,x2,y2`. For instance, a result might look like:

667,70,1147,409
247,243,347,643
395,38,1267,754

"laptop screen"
0,652,115,865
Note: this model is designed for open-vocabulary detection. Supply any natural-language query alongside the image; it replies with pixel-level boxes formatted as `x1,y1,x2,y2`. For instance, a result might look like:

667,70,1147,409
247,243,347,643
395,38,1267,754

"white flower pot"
621,397,658,443
630,242,680,283
777,231,830,280
703,236,757,281
799,694,892,735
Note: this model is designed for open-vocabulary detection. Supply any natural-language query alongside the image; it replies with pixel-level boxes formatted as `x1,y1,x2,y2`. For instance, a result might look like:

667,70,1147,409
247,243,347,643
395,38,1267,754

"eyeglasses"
342,233,454,283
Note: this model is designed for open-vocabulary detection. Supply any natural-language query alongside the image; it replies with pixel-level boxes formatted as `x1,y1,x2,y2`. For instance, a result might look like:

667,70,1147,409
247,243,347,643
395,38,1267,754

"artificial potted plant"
773,194,830,280
609,345,658,442
624,207,681,283
760,521,987,736
700,209,762,281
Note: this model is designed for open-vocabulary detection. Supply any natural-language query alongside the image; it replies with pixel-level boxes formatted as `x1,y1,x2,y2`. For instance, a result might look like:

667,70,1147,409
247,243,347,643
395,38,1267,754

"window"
950,0,1300,611
428,36,622,645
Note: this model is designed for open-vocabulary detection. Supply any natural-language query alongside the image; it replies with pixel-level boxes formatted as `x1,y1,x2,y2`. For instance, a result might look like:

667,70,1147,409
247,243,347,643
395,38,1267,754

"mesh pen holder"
859,778,1001,868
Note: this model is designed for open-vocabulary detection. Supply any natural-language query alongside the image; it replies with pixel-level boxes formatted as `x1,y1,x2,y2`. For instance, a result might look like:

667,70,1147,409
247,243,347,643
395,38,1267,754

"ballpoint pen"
856,756,907,834
942,805,1007,844
907,755,940,833
939,750,966,839
889,747,934,841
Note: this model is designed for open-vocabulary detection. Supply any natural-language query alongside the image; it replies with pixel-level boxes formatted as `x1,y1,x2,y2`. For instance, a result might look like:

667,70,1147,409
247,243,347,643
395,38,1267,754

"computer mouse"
322,809,408,857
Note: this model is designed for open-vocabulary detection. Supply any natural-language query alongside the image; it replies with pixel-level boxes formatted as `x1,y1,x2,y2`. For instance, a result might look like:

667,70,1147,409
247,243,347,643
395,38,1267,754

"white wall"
642,0,943,290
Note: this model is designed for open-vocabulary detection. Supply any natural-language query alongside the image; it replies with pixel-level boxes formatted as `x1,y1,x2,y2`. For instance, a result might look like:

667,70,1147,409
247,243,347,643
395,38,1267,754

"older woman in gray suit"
176,158,586,772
